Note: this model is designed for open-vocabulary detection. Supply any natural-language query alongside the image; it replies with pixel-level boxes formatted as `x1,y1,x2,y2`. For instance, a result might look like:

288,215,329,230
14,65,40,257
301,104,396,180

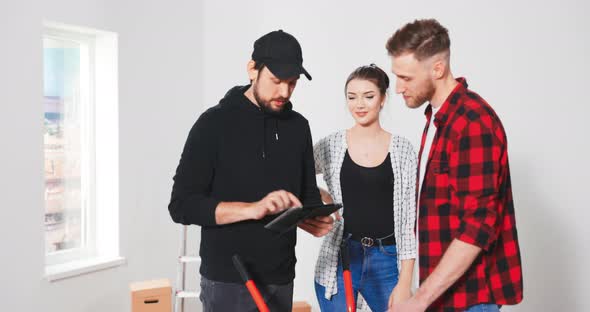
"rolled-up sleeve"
451,121,504,251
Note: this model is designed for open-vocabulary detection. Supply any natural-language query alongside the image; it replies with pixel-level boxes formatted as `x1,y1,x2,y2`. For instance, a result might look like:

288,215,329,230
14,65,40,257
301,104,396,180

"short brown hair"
386,19,450,61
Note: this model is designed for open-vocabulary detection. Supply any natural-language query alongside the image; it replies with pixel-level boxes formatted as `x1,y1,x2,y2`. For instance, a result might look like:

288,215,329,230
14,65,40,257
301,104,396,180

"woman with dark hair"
311,64,417,311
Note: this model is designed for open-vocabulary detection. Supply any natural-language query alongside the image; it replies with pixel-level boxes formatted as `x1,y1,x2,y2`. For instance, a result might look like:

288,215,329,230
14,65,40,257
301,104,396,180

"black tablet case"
264,203,342,234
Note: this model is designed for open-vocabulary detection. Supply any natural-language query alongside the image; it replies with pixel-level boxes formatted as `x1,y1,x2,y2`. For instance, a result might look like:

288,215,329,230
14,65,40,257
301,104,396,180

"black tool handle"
232,254,251,282
340,240,350,270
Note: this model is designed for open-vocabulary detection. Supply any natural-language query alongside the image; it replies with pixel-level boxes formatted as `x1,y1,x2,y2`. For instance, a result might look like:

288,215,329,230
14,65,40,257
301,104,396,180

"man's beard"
407,80,436,108
253,82,289,116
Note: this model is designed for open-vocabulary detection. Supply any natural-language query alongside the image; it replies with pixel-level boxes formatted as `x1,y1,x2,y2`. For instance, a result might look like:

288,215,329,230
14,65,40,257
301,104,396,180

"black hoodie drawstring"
220,85,290,160
261,117,280,159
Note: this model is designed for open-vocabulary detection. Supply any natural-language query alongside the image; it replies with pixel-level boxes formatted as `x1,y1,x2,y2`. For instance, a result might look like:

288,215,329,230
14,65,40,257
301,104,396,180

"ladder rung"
176,291,198,298
179,256,200,263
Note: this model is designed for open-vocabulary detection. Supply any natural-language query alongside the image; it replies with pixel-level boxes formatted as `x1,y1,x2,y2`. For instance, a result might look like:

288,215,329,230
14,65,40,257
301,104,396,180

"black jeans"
200,276,294,312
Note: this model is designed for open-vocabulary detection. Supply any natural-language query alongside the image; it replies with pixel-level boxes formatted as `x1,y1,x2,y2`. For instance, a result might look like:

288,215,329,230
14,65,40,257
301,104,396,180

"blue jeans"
465,304,501,312
315,236,399,312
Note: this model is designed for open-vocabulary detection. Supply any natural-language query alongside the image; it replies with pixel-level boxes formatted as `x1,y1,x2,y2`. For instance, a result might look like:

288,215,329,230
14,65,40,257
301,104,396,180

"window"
43,22,122,281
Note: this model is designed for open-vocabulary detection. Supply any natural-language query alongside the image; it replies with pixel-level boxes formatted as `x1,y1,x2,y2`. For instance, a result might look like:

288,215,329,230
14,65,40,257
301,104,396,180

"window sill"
45,256,126,282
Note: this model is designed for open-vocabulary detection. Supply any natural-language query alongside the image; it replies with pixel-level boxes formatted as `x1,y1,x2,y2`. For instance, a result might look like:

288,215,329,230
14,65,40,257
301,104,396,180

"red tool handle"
343,270,355,312
245,280,270,312
233,254,270,312
340,240,355,312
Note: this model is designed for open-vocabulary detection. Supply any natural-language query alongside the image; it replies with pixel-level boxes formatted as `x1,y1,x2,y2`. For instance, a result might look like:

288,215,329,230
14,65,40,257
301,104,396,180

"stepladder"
174,225,199,312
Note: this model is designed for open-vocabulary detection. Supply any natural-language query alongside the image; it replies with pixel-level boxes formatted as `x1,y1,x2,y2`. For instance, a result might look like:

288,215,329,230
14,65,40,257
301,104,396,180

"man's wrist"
412,286,431,309
216,201,258,224
240,201,258,220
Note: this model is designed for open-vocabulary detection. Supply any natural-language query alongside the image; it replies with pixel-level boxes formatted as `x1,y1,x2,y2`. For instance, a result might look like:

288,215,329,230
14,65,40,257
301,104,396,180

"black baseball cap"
251,30,312,81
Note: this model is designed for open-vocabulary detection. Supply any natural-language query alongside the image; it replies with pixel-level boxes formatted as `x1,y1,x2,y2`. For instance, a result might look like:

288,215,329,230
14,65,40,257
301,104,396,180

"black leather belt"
347,232,396,247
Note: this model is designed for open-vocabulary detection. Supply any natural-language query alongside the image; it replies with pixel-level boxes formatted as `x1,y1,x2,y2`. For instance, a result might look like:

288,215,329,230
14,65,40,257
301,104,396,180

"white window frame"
44,28,97,267
43,21,124,281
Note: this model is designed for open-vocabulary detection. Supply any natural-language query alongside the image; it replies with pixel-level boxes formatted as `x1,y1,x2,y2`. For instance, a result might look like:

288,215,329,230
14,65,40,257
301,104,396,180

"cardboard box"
292,301,312,312
130,279,172,312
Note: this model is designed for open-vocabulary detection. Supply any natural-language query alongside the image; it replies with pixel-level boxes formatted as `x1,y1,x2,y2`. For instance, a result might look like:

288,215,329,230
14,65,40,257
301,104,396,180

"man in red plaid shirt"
385,19,523,312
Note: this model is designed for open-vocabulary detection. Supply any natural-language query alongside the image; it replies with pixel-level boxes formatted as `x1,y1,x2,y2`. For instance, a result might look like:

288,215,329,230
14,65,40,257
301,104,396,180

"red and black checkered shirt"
418,78,523,311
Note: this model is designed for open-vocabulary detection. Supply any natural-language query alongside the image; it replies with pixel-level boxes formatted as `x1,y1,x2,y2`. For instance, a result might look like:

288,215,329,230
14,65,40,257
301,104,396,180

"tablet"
264,203,342,234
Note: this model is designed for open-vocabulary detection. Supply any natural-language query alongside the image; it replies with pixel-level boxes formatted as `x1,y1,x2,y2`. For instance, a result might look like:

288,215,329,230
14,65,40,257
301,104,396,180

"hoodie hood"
220,84,293,118
220,85,293,159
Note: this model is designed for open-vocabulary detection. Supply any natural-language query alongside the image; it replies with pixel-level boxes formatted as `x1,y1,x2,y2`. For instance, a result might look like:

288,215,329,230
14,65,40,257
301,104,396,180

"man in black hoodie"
168,30,334,311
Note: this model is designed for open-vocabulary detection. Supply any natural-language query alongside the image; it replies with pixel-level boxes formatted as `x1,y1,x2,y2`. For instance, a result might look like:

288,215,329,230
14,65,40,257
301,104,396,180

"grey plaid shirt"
313,130,417,305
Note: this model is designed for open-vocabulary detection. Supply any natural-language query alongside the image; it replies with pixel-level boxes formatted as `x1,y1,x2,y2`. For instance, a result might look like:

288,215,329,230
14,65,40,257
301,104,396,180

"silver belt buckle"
360,237,374,247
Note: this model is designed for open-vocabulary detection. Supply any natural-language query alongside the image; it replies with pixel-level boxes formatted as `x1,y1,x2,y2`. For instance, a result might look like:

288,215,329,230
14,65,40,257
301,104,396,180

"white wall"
202,1,590,311
1,0,204,311
2,0,589,311
1,1,44,311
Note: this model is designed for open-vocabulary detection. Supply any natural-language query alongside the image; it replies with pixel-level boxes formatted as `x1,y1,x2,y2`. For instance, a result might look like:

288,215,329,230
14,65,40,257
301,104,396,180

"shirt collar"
424,77,468,127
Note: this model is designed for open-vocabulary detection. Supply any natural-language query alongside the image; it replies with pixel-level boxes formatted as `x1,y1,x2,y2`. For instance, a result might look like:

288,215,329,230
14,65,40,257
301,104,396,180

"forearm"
398,258,415,289
216,190,302,225
215,201,254,225
414,239,481,307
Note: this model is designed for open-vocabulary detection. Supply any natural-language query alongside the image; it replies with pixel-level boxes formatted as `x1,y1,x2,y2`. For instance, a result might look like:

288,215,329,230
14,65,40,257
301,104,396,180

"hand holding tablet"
264,203,342,234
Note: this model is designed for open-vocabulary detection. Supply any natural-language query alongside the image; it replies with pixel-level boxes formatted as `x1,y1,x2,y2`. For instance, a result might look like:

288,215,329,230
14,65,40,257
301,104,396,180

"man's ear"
432,59,446,80
247,60,259,81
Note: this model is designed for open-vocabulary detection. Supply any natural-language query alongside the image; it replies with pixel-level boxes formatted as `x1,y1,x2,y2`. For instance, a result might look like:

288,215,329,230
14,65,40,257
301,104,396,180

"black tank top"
341,150,395,240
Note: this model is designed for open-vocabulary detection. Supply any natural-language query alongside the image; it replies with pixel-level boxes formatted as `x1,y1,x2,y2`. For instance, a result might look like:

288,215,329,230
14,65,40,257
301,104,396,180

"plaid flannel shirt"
418,78,523,311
